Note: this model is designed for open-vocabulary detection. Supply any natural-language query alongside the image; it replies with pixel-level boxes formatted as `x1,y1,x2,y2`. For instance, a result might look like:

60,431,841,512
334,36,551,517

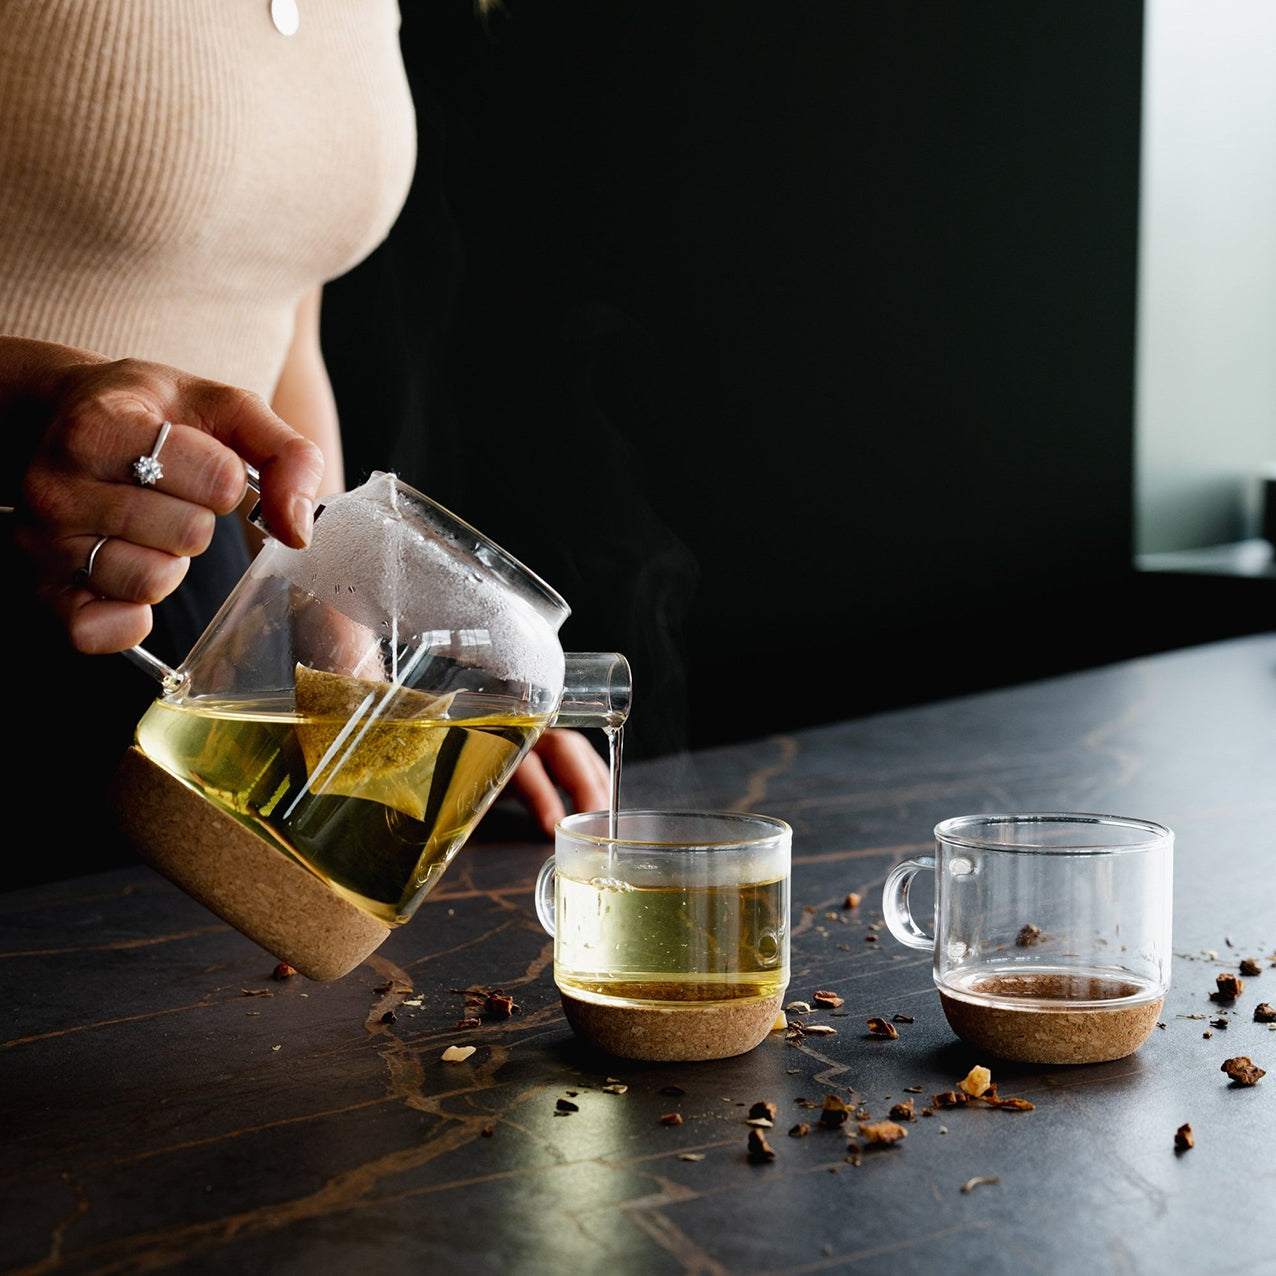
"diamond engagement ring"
132,420,173,486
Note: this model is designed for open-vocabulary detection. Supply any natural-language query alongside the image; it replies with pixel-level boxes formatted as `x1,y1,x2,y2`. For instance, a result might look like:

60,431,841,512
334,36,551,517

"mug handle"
882,855,936,950
534,856,556,936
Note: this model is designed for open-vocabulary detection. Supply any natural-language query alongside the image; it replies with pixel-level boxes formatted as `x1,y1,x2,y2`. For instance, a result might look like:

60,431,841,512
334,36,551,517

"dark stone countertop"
3,634,1275,1275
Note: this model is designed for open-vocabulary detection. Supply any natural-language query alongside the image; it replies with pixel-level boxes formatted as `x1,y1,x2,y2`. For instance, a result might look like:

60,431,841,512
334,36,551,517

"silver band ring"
73,535,110,589
132,420,172,486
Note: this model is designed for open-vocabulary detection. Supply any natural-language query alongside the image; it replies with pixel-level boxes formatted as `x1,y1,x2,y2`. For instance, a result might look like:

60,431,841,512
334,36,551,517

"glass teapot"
110,472,630,980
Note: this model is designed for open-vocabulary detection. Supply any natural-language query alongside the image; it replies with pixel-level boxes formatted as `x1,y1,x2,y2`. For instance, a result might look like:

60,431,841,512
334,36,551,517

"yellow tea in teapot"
134,668,544,925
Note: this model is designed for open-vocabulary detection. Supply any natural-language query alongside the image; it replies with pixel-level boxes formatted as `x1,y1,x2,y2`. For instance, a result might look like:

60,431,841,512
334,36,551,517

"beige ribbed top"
0,1,416,400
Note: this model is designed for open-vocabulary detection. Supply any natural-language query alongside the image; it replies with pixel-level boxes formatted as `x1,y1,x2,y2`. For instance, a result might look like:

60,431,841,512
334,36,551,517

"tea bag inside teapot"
293,664,456,821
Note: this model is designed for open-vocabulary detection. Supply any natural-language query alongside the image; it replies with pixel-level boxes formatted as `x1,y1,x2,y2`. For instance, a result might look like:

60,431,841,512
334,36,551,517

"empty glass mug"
883,812,1173,1064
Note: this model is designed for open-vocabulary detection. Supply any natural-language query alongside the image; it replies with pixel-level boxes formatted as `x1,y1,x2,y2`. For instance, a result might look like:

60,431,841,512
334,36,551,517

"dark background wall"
324,0,1269,760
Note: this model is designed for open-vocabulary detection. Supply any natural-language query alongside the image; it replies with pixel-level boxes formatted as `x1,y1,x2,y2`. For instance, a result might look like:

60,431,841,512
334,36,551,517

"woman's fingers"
508,729,611,837
41,587,155,655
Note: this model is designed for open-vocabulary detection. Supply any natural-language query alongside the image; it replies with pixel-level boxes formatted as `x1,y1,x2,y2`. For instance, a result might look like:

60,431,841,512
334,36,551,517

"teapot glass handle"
123,464,268,692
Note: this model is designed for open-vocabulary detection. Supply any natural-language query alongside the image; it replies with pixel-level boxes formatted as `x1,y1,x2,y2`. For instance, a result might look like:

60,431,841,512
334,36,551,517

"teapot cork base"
110,746,389,981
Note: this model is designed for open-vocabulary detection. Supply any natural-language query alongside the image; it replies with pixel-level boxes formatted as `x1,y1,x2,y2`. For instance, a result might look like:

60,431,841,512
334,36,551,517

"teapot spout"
554,653,631,729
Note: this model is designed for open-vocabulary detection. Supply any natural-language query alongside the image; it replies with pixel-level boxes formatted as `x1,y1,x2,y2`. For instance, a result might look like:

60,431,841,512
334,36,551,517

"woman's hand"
508,728,611,837
8,339,323,653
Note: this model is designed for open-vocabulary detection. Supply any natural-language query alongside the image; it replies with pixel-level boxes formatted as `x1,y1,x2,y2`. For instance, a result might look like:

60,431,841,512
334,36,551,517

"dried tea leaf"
1239,958,1263,977
1212,973,1245,1003
785,1001,812,1014
858,1120,907,1145
602,1083,628,1095
660,1112,684,1126
748,1101,778,1122
678,1153,706,1162
866,1017,899,1039
813,990,844,1009
1221,1056,1266,1085
843,893,862,909
441,1045,476,1062
747,1129,777,1162
819,1095,851,1128
1254,1003,1276,1023
1015,924,1045,947
788,1123,811,1138
889,1098,916,1122
294,664,457,819
1174,1123,1195,1151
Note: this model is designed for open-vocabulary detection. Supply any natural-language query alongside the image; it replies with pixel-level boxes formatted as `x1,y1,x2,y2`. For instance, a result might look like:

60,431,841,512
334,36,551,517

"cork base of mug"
560,990,784,1062
939,989,1164,1065
110,746,390,982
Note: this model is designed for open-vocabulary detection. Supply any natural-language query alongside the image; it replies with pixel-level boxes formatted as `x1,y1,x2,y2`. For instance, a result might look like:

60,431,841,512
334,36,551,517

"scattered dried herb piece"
241,988,271,998
858,1120,907,1145
747,1129,777,1162
844,893,862,909
804,1024,837,1036
1254,1003,1276,1023
455,1016,481,1030
601,1083,628,1095
866,1017,899,1039
786,1001,812,1014
678,1153,705,1162
1016,924,1044,947
1213,973,1245,1002
556,1098,579,1112
441,1045,475,1062
1174,1123,1194,1151
864,933,879,943
660,1112,684,1126
660,1085,687,1096
1240,958,1263,977
272,962,298,980
959,1066,992,1097
932,1091,969,1110
1221,1056,1266,1085
486,992,518,1018
892,1013,915,1024
789,1123,811,1138
813,990,844,1009
981,1086,1035,1111
749,1101,778,1122
1210,1017,1229,1029
819,1095,851,1128
889,1098,916,1122
380,1010,397,1024
481,1125,495,1138
961,1176,1000,1193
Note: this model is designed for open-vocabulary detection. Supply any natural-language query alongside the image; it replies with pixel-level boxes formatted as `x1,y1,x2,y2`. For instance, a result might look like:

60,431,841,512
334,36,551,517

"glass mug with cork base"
884,813,1173,1065
536,810,791,1062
